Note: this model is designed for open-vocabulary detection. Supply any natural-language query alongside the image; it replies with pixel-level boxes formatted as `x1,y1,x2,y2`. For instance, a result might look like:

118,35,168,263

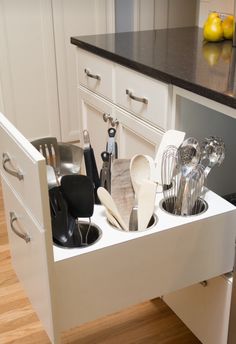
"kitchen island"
71,27,236,344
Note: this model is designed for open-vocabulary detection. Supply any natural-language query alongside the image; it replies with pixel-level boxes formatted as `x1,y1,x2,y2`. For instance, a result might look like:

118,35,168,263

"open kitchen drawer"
1,111,236,344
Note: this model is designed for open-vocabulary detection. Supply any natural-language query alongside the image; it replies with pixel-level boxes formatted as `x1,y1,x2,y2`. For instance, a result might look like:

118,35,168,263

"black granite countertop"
71,27,236,109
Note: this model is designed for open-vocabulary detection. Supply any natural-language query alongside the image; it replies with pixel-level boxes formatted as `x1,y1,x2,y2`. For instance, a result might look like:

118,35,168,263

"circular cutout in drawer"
53,221,102,249
160,197,208,217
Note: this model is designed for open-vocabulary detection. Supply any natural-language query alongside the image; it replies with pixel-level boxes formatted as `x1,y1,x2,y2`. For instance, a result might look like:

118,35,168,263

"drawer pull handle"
110,118,119,127
2,153,24,181
10,212,30,243
126,89,148,104
84,68,101,81
103,113,112,122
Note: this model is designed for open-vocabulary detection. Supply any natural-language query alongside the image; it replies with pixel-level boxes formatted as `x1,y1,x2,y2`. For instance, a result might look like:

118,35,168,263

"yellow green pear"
222,15,234,40
203,16,224,42
202,42,222,66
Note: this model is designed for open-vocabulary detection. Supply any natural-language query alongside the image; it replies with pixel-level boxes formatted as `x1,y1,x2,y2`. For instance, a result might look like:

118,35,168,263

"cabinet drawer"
163,274,233,344
77,49,113,100
0,113,47,226
1,176,54,341
115,65,169,130
53,190,236,330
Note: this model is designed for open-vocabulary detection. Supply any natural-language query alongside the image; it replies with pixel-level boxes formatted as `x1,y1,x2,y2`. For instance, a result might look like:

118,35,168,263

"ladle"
200,136,225,177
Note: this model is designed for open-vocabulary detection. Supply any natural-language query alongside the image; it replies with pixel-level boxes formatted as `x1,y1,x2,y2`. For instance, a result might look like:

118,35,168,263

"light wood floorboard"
0,183,201,343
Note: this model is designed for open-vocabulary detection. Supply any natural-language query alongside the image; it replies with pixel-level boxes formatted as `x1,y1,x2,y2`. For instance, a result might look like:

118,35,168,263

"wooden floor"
0,184,201,344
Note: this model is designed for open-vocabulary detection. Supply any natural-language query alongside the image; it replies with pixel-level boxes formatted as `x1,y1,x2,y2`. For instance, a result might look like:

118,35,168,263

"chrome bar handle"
126,89,148,104
103,113,112,122
2,153,24,181
10,212,30,243
84,68,101,81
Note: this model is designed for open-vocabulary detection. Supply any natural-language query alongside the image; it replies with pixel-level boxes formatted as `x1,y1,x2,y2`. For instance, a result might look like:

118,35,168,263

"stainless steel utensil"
181,164,205,216
161,145,179,213
31,137,60,175
100,151,111,193
200,136,225,177
175,137,201,215
46,165,59,189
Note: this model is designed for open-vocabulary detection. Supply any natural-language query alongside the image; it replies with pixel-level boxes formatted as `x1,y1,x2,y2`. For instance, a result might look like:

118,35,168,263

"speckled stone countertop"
71,27,236,109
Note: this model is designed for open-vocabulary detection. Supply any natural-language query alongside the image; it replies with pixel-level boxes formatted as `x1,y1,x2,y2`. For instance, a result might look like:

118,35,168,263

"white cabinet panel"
164,275,232,344
79,87,114,171
52,0,114,143
1,176,56,343
0,0,60,140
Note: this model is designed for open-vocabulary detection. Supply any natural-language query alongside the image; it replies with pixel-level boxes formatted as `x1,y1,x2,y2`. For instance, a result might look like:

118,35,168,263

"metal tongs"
100,151,111,193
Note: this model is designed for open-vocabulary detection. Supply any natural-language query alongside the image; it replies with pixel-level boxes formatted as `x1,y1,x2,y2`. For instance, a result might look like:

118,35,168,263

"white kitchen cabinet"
76,48,170,167
114,107,163,159
163,274,233,344
79,87,114,171
0,0,114,142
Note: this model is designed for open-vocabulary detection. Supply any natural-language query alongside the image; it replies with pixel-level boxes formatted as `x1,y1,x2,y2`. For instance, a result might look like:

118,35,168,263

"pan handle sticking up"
83,130,100,204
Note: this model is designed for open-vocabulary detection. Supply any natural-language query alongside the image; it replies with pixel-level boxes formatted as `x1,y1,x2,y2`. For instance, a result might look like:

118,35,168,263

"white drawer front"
163,275,232,344
53,190,236,330
115,65,169,130
0,113,47,226
77,49,113,100
2,177,55,342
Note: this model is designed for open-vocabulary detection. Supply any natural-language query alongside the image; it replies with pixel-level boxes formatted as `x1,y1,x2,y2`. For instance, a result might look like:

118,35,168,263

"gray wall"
177,98,236,196
115,0,134,32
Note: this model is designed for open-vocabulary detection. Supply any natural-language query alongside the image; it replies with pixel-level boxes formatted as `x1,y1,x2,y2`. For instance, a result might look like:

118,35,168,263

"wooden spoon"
138,180,157,231
97,187,129,231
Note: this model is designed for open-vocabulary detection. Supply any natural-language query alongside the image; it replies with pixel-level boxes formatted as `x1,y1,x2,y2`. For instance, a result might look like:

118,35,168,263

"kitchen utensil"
129,154,155,230
49,186,79,247
100,151,111,193
138,179,157,231
154,129,185,184
58,142,83,177
46,165,59,189
105,209,122,229
200,136,225,177
186,164,205,215
161,145,179,213
111,159,134,228
31,137,60,175
83,129,100,204
60,174,95,246
97,187,129,231
175,137,201,215
106,127,118,160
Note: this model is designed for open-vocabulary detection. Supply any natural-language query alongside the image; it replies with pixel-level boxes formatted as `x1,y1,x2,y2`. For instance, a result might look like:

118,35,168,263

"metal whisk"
161,145,180,213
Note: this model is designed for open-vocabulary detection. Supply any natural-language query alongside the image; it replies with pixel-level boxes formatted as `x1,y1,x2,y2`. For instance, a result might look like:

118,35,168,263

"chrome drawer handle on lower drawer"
126,89,148,104
10,212,30,243
84,68,101,81
2,153,24,181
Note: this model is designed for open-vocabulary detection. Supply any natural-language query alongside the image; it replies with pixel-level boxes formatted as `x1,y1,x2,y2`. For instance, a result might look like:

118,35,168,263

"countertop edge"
71,37,236,110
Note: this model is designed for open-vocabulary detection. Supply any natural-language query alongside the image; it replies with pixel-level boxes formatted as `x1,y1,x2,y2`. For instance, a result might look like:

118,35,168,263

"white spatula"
138,180,157,231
